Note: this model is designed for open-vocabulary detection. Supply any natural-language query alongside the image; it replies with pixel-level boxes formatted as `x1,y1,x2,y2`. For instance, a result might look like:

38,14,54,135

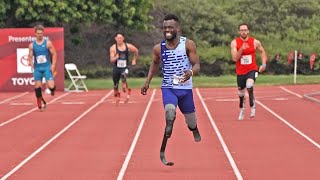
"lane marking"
196,88,243,180
273,98,288,101
10,103,33,106
216,99,238,102
280,86,303,98
0,91,113,180
0,93,70,127
256,100,320,149
110,101,137,104
117,89,156,180
62,102,85,105
304,94,320,104
0,92,29,104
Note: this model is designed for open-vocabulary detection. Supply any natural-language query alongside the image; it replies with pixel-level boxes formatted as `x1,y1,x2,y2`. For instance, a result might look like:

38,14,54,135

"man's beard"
165,32,177,41
240,34,248,39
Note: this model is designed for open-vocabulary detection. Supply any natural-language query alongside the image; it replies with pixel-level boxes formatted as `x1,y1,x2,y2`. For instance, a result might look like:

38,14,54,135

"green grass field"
65,75,320,90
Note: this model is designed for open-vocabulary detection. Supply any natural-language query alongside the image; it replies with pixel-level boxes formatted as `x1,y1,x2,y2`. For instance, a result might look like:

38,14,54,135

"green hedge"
69,47,320,78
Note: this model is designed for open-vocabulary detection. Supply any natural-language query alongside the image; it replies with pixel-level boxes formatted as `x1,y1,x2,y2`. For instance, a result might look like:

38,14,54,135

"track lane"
4,89,153,179
0,91,65,124
0,92,29,104
199,87,320,180
122,89,237,179
257,86,320,145
0,91,109,178
2,86,319,179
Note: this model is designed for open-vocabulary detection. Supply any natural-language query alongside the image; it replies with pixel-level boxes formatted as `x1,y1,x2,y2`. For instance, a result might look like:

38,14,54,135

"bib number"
36,55,47,64
240,55,252,65
117,60,127,68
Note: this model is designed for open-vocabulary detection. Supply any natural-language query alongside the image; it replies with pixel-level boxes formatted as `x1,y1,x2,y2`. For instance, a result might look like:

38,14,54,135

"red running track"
197,86,320,180
122,89,236,179
0,86,319,180
0,91,108,178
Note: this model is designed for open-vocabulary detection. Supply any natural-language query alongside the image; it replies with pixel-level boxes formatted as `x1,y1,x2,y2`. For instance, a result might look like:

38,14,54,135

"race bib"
240,55,252,65
36,55,47,64
172,75,182,84
117,60,127,68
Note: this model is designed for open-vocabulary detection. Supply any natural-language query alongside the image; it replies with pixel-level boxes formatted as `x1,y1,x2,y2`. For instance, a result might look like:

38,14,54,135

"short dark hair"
115,32,125,37
34,24,44,32
163,14,179,22
238,23,250,30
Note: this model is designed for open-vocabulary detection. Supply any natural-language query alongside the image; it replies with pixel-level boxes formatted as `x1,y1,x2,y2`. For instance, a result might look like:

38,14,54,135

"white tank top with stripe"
161,36,193,89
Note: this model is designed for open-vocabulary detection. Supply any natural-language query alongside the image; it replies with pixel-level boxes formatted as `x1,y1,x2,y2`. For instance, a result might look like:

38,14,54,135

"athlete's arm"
141,44,161,95
47,40,57,72
186,39,200,75
28,43,34,70
128,43,139,65
180,39,199,82
255,39,268,72
109,45,118,63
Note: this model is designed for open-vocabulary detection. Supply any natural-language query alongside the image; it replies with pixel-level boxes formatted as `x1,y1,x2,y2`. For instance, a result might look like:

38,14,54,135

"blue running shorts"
34,67,54,81
162,88,195,114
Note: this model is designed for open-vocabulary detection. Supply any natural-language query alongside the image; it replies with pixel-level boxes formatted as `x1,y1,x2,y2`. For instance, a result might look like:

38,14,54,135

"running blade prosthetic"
160,132,174,166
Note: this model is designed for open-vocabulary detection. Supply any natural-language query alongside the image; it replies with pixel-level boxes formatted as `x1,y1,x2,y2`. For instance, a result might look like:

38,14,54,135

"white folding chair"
65,63,88,92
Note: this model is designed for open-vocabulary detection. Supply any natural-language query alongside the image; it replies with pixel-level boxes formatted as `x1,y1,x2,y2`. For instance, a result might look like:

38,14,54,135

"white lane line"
0,93,70,127
0,92,29,104
0,91,113,180
280,86,303,98
62,102,85,105
273,98,288,101
304,94,320,103
256,100,320,149
10,103,33,106
216,98,238,102
117,89,156,180
196,88,243,180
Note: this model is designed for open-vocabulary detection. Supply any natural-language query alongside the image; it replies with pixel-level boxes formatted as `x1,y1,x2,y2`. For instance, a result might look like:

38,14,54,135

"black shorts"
237,70,257,90
112,68,128,86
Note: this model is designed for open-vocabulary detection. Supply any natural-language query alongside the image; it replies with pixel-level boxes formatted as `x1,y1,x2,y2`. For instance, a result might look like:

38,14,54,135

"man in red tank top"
230,23,268,120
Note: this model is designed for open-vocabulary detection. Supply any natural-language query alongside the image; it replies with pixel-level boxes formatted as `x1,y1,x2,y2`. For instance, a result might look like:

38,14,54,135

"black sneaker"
51,89,55,96
41,98,47,111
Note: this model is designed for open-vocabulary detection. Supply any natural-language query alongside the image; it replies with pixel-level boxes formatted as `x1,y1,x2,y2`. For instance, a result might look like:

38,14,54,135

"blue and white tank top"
161,36,193,89
33,39,51,68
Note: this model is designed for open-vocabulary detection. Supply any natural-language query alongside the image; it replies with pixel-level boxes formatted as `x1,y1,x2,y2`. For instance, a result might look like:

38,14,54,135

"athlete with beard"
141,14,201,166
230,23,267,120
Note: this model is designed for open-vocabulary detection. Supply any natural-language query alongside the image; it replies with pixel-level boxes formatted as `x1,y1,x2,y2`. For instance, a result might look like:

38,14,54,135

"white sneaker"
250,105,256,118
238,108,245,120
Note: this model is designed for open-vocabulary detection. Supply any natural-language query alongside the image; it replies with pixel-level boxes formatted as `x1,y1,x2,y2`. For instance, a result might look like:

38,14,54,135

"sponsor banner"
17,48,32,73
0,28,64,91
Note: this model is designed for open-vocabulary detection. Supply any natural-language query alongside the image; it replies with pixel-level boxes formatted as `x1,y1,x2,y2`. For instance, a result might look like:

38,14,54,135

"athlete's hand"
259,64,266,73
50,65,56,74
111,53,119,63
114,53,119,59
141,83,149,95
241,42,249,50
180,70,192,83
